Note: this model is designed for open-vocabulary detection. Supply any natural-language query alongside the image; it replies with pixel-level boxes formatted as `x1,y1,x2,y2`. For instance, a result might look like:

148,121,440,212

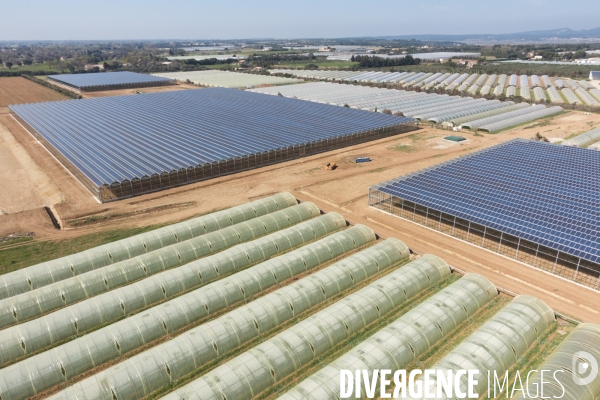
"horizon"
3,0,600,41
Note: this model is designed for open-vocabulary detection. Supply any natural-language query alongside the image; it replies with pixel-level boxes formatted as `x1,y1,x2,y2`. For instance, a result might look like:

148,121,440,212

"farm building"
369,139,600,290
47,71,175,92
590,71,600,80
9,88,414,202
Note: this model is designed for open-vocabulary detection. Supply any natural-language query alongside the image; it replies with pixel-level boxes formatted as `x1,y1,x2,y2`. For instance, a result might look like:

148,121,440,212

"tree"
5,61,13,69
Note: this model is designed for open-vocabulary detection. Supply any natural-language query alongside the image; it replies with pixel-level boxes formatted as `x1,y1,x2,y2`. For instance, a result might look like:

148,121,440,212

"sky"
2,0,600,41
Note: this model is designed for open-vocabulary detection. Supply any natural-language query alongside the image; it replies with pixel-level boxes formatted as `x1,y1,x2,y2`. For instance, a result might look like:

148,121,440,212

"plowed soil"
0,77,67,110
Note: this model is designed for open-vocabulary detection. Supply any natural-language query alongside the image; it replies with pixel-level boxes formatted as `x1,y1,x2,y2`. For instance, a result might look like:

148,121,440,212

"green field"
0,225,162,275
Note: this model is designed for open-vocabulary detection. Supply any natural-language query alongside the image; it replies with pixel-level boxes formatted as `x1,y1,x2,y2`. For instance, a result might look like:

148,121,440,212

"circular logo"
572,351,599,386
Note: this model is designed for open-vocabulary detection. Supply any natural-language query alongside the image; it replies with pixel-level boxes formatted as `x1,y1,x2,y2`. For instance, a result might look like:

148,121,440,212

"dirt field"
0,106,599,323
0,77,68,111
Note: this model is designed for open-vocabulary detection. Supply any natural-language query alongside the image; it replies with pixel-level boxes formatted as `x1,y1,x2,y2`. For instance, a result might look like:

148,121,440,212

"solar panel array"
47,71,174,91
10,88,412,202
372,139,600,265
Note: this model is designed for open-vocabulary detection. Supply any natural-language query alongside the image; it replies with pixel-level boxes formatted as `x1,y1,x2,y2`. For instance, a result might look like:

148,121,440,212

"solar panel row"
10,88,414,202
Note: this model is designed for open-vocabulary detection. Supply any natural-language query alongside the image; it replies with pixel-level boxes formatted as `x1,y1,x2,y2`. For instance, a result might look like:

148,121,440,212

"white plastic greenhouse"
0,193,296,299
480,84,492,95
1,222,378,400
541,75,552,88
0,203,320,332
513,324,600,400
562,87,582,104
403,296,554,399
562,127,600,147
506,86,517,97
160,261,488,400
0,206,336,368
576,87,600,106
479,106,563,133
449,103,524,127
533,87,546,102
497,74,508,88
547,86,564,103
591,89,600,102
278,274,498,400
460,105,545,129
46,239,414,400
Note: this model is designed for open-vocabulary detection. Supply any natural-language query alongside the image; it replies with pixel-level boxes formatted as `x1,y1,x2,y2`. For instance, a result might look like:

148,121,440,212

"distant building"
590,71,600,80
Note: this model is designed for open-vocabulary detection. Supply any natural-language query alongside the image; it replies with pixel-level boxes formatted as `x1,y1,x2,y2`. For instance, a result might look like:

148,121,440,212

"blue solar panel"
373,139,600,264
47,71,173,89
10,88,412,196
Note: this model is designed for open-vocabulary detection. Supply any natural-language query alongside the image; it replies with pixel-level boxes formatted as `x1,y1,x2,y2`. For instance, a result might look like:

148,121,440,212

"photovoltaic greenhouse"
369,139,600,290
9,88,413,202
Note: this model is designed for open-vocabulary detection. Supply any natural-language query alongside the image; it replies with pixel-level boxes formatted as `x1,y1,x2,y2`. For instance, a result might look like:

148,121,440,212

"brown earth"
0,77,68,109
0,104,599,322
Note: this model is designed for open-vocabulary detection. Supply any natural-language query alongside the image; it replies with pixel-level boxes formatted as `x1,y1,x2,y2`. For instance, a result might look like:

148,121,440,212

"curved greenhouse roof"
562,127,600,147
50,239,419,400
479,106,563,132
0,192,296,299
513,324,600,400
404,296,554,399
278,274,497,400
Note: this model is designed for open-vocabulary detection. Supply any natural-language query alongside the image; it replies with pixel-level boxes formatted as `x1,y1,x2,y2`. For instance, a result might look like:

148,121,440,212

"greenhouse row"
152,70,303,88
459,104,546,129
250,82,516,124
279,274,498,399
0,205,338,368
0,203,320,332
0,192,297,300
404,296,555,399
1,221,375,399
478,106,564,133
46,237,407,400
2,193,600,400
160,255,460,400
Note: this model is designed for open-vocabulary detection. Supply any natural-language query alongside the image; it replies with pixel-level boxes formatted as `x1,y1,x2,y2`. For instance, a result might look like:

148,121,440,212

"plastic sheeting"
0,218,368,400
562,127,600,147
0,193,296,299
160,254,455,400
575,88,600,106
46,238,409,400
562,87,580,105
513,324,600,400
479,106,563,133
547,86,564,103
0,203,320,331
278,274,498,400
541,75,553,88
533,87,546,102
0,205,328,367
404,295,554,399
450,103,524,127
461,105,545,129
